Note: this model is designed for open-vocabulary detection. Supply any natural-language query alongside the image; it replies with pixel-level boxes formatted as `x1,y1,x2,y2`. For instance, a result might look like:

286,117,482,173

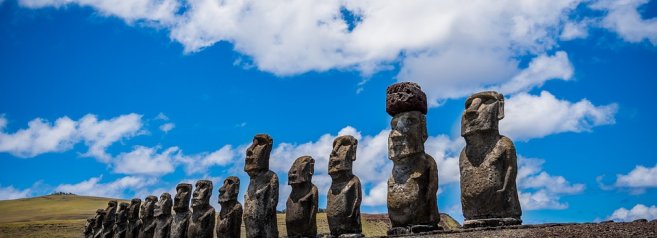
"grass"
0,195,460,237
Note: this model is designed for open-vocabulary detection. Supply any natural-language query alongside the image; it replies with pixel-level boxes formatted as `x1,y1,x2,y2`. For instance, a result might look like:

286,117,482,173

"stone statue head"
154,192,172,217
461,91,505,136
128,198,141,221
192,180,213,209
94,209,106,226
245,134,273,176
218,176,240,203
389,111,428,161
106,200,117,212
288,156,315,185
140,195,158,219
329,135,357,176
174,183,192,212
117,202,129,223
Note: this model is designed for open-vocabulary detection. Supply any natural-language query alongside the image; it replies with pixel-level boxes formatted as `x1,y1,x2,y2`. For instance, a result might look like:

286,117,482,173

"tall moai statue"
243,134,279,238
286,156,319,238
84,217,96,238
386,82,440,235
170,183,192,238
459,91,521,228
187,180,216,238
216,176,243,238
102,200,118,238
139,195,158,238
153,193,173,238
92,209,106,238
126,198,141,238
113,202,129,238
327,135,363,238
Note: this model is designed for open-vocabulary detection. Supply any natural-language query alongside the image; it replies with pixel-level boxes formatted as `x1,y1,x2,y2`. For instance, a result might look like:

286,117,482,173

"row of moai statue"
84,82,522,237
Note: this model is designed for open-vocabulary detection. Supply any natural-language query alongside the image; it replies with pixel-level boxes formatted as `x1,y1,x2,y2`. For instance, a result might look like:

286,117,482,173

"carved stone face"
117,202,129,223
461,91,504,136
388,111,427,161
219,176,240,203
192,180,212,209
127,198,141,221
174,183,192,212
288,156,315,185
329,135,357,176
244,134,273,176
154,193,172,217
140,196,157,219
94,209,105,226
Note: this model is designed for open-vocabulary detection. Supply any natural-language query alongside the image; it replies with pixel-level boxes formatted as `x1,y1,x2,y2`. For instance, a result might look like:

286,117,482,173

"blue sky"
1,0,657,224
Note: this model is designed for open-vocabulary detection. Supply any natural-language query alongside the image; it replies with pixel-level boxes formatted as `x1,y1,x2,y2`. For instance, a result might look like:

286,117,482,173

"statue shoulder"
498,136,516,150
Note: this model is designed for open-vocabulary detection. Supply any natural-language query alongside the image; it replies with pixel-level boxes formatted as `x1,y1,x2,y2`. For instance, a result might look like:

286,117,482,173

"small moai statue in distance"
187,180,216,238
170,183,192,238
113,202,129,238
216,176,243,238
327,135,363,238
243,134,279,238
92,209,106,238
84,217,96,238
125,198,141,238
153,193,173,238
460,91,521,228
385,82,441,235
139,195,158,238
102,200,118,238
286,156,319,238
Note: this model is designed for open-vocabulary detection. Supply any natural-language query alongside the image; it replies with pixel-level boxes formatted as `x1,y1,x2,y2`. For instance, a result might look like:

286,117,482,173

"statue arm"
269,173,279,213
498,138,518,193
350,178,362,219
309,186,318,225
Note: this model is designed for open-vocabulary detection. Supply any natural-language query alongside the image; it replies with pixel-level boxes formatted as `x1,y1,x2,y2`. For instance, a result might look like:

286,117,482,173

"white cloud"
155,112,169,121
0,185,33,200
0,114,144,161
496,51,573,95
517,157,585,210
113,146,178,176
159,122,175,133
19,0,180,24
501,91,618,141
613,163,657,190
55,175,157,198
560,20,590,40
608,204,657,222
592,0,657,45
362,181,387,206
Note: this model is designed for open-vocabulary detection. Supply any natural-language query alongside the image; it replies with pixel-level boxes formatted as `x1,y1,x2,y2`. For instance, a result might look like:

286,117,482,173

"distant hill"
0,194,460,237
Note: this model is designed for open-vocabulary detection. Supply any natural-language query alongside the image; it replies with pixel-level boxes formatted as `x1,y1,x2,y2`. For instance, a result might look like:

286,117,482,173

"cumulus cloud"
592,0,657,45
55,175,157,198
0,114,143,161
517,157,585,210
0,185,33,200
159,122,175,133
500,91,618,141
603,163,657,194
608,204,657,222
560,20,590,40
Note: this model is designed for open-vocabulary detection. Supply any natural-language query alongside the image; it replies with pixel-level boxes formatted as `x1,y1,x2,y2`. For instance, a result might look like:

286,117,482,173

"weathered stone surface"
286,156,318,238
460,91,521,228
386,82,428,116
327,135,363,237
92,209,106,238
386,82,440,235
112,202,129,238
217,176,243,238
85,217,96,238
243,134,279,238
187,180,215,238
171,183,192,238
126,198,141,238
153,193,172,238
101,200,117,238
138,195,157,238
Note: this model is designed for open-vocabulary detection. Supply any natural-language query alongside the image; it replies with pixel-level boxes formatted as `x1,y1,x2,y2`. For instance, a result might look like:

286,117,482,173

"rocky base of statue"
463,217,522,228
335,233,364,238
387,224,443,235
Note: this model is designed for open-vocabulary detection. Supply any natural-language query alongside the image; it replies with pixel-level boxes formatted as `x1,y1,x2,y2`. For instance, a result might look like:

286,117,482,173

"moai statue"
386,82,440,235
460,91,522,228
139,195,158,238
84,217,96,238
171,183,192,238
327,135,363,238
216,176,243,238
102,200,118,238
187,180,216,238
243,134,279,238
126,198,141,238
113,202,129,238
92,209,106,238
286,156,318,238
153,193,173,238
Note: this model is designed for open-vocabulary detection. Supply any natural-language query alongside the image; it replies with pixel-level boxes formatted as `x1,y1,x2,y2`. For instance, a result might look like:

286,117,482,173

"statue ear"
497,94,505,120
